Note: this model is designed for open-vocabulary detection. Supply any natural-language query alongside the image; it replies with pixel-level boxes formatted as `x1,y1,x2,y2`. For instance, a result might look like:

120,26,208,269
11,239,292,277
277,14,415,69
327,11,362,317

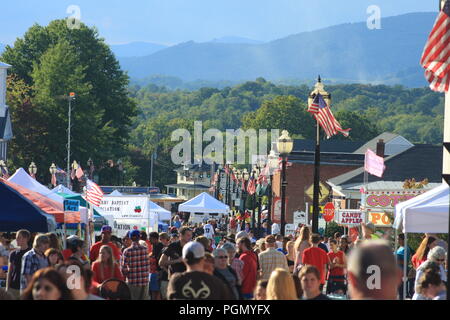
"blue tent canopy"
0,180,54,232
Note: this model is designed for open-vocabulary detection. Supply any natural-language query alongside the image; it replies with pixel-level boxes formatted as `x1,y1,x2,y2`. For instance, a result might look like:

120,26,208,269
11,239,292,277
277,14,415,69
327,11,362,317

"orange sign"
368,212,392,226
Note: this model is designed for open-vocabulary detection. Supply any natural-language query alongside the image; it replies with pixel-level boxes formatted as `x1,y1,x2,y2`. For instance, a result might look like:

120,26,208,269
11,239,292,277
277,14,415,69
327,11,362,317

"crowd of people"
0,215,447,300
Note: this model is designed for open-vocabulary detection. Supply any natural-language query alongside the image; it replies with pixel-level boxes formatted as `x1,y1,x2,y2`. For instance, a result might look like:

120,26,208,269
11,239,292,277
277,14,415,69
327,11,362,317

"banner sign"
272,198,288,223
64,199,80,212
99,196,149,219
368,211,392,227
335,209,365,226
365,190,426,210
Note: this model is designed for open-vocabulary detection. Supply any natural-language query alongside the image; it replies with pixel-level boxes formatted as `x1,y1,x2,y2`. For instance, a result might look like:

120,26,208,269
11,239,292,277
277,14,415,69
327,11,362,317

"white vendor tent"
9,168,64,203
110,190,123,196
394,183,449,233
179,192,230,214
149,200,171,221
52,184,77,196
393,183,449,299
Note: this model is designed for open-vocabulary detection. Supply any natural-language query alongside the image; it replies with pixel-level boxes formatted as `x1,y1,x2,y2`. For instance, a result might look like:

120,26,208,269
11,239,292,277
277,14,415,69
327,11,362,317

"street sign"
293,210,307,227
323,202,335,222
305,181,330,203
64,199,80,212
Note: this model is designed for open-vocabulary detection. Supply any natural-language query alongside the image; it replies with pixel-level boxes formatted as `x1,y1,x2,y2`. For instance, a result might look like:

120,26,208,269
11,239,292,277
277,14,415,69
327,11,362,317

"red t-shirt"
411,253,426,270
91,261,124,285
302,247,329,284
89,242,121,262
239,251,257,294
62,249,88,261
327,250,345,278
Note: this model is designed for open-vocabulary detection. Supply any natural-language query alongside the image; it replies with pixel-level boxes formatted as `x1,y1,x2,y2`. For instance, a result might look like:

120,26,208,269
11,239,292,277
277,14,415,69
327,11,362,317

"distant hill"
119,13,435,87
110,41,168,58
208,36,263,44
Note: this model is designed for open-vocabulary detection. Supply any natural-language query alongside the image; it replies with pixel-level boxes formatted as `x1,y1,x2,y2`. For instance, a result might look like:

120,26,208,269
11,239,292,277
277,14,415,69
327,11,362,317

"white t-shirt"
271,223,280,235
203,224,215,239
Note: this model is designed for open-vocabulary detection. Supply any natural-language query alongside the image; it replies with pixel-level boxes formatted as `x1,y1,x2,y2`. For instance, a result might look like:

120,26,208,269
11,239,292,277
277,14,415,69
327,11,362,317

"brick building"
271,139,365,224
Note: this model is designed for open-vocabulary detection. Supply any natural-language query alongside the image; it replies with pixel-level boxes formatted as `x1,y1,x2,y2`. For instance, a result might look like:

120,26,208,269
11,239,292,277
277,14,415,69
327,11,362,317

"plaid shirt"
258,247,289,280
20,248,49,290
121,242,150,286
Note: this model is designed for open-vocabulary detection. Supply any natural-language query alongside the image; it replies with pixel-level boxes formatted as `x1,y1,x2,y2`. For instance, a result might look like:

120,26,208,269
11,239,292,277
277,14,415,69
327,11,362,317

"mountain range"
119,12,435,87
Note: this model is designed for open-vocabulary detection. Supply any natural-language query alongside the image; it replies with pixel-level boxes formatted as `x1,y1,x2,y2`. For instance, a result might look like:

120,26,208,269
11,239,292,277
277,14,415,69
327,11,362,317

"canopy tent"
8,168,64,203
52,184,77,196
0,179,56,232
110,190,123,196
393,183,449,300
179,192,230,214
394,183,449,233
3,179,81,224
149,200,172,221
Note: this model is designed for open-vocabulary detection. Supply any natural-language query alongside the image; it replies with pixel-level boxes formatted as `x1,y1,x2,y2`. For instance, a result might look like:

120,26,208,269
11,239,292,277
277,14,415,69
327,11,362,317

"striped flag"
247,176,256,195
76,166,84,180
420,0,450,92
86,179,104,207
309,93,351,139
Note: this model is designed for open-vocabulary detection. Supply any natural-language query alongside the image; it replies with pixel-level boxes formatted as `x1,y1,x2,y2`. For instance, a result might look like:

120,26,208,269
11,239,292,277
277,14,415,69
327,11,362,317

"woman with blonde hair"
91,245,124,287
266,268,298,300
294,226,311,271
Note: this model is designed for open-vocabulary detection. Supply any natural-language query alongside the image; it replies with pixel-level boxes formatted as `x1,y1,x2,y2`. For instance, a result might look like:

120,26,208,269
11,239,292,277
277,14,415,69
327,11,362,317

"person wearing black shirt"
6,229,31,299
167,242,232,300
159,227,192,277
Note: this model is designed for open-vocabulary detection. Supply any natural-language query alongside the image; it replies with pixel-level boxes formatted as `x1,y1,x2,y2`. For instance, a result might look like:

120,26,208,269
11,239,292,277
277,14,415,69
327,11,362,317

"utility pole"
66,93,75,189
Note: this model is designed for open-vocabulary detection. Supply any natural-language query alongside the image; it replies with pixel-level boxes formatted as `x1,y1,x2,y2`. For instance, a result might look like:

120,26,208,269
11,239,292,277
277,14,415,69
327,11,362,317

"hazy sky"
0,0,437,45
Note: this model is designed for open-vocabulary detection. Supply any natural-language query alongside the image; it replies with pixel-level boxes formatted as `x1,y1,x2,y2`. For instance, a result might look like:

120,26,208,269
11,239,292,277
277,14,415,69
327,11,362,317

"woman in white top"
293,226,311,271
412,246,447,300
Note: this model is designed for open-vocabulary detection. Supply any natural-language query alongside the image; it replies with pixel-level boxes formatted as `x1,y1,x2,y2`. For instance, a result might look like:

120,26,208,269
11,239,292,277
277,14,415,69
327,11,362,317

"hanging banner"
335,209,365,226
272,197,288,223
99,196,149,219
365,190,426,210
112,219,149,238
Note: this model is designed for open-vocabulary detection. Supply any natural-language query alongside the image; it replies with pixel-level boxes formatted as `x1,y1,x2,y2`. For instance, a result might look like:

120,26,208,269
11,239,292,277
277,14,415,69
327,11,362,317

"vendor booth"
0,179,56,232
394,183,449,299
178,192,230,224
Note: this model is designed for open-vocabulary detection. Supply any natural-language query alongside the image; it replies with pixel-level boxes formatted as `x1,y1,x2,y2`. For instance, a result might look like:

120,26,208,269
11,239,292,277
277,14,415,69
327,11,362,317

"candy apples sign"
335,210,365,226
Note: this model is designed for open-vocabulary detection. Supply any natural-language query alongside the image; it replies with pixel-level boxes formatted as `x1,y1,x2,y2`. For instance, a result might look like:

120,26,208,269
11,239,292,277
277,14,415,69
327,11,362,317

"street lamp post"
28,162,37,179
66,92,76,188
117,159,123,186
277,130,293,236
267,149,279,233
308,77,331,233
87,158,94,180
242,168,249,226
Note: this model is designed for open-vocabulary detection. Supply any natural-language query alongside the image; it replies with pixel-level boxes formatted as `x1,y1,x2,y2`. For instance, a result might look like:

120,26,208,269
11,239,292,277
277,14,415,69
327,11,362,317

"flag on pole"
224,165,230,175
309,93,351,139
257,165,269,186
364,149,386,177
241,177,246,191
420,0,450,92
247,176,256,195
76,166,84,180
86,179,104,207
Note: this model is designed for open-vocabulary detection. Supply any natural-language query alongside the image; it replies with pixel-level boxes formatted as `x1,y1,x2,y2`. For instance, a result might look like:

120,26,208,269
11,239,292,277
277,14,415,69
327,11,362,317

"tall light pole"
87,158,94,180
66,92,76,188
267,149,279,232
308,77,331,233
277,130,293,236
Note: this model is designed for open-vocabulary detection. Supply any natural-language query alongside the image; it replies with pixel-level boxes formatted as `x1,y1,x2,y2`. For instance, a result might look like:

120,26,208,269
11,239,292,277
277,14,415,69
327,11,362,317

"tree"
2,20,136,182
334,110,381,142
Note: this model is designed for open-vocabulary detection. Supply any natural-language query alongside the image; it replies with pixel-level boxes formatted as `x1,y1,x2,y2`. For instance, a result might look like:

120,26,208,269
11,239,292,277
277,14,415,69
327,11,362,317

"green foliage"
324,221,344,238
2,20,137,183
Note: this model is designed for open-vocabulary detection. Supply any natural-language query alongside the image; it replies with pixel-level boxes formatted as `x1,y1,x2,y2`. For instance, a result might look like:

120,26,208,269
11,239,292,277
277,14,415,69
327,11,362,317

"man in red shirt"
89,226,121,262
327,239,347,295
238,237,257,299
302,233,331,291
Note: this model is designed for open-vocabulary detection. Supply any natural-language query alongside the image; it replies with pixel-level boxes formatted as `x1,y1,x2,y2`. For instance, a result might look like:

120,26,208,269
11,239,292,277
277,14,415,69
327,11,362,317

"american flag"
86,179,104,207
246,176,256,195
257,165,269,186
309,93,350,139
420,0,450,92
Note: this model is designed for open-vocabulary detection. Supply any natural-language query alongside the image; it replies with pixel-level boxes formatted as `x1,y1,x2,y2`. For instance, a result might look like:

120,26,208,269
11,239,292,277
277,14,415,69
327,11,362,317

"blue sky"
0,0,437,45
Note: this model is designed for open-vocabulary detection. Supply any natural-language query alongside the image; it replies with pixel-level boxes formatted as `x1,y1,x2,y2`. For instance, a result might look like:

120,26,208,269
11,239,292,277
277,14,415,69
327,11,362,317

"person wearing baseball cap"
121,229,150,300
167,241,232,300
89,225,121,262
